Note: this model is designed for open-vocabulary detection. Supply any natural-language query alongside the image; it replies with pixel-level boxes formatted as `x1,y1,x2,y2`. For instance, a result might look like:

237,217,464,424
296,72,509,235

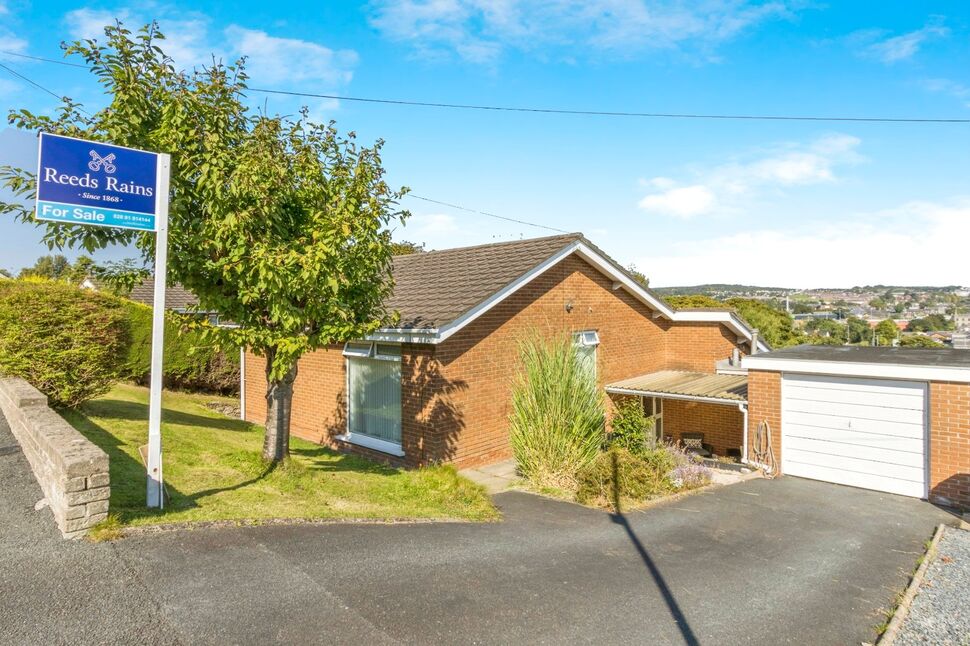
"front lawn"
59,384,497,531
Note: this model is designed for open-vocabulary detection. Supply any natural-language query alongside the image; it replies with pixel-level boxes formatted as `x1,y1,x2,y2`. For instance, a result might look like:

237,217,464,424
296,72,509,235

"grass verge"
59,384,498,535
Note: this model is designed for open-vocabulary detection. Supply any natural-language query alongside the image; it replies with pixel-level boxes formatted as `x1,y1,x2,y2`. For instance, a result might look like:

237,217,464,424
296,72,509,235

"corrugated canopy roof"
605,370,748,403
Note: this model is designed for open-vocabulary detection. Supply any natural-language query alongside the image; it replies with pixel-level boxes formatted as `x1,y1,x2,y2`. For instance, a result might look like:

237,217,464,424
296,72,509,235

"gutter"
604,386,746,407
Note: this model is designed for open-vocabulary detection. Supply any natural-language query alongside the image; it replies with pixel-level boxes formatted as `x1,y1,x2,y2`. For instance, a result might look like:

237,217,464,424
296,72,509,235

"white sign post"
35,133,171,509
146,153,171,508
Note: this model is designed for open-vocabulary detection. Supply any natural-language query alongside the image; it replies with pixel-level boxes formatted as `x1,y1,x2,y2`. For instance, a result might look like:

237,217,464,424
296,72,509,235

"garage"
781,373,926,498
743,346,970,509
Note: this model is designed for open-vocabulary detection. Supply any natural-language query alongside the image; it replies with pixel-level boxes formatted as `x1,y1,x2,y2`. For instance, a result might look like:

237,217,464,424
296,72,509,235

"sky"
0,1,969,288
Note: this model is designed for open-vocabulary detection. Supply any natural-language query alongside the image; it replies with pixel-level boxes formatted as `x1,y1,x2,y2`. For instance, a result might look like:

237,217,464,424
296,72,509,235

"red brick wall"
243,253,747,468
929,381,970,509
663,399,745,456
432,255,744,468
244,345,347,444
664,322,741,372
745,370,782,472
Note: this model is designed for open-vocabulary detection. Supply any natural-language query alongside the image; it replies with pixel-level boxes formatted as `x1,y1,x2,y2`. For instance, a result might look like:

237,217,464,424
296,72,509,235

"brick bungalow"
242,233,768,469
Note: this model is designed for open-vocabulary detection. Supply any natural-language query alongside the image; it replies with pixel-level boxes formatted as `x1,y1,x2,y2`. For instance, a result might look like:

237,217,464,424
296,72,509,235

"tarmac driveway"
0,413,956,646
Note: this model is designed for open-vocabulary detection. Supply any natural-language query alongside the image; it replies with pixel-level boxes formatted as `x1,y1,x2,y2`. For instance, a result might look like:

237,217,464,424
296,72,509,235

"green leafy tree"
0,269,11,278
875,319,899,346
0,24,408,462
805,318,846,344
846,317,870,344
899,335,944,348
19,254,71,280
907,314,954,332
627,264,649,288
725,298,803,348
664,294,723,309
390,240,425,255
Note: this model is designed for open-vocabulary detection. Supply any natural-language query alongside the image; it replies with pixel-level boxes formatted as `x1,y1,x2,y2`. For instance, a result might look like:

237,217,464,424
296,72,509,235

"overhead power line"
0,61,67,101
406,195,570,234
247,87,970,125
0,61,559,235
0,50,87,68
2,49,969,124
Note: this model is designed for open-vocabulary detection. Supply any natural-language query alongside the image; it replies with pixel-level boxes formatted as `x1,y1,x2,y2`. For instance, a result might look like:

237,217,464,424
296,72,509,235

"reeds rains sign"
35,133,160,232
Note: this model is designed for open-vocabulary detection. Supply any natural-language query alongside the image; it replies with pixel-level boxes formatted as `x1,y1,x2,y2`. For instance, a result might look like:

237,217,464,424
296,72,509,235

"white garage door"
781,374,927,498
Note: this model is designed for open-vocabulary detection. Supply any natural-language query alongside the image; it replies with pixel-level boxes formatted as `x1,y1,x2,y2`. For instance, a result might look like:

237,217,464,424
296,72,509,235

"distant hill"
652,284,788,295
653,283,964,295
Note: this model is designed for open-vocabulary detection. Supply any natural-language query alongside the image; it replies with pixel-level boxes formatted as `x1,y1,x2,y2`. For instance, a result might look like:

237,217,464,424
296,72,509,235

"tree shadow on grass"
290,444,402,476
82,398,251,432
609,452,700,646
57,406,195,524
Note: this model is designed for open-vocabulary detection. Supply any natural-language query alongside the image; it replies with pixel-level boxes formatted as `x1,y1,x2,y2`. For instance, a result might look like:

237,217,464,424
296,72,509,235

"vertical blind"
347,355,402,444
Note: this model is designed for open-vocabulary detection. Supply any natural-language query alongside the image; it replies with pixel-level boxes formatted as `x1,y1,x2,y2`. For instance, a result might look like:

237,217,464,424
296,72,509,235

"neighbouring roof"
745,345,970,369
128,279,205,311
605,370,748,403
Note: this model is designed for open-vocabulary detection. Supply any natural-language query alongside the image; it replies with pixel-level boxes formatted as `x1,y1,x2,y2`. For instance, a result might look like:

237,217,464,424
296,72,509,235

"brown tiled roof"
387,233,586,329
128,279,204,311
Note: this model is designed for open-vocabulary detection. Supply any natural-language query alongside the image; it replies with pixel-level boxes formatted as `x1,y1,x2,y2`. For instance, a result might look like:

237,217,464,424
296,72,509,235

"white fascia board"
669,310,771,354
371,238,765,349
605,386,746,406
742,356,970,383
366,329,439,344
571,243,677,319
433,241,587,343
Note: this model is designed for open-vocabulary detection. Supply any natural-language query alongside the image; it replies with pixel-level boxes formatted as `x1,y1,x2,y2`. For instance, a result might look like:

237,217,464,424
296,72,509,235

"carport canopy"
605,370,748,405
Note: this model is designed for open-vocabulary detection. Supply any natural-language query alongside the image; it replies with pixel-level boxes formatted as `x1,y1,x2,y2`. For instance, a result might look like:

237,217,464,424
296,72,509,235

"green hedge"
119,300,239,395
0,280,128,407
0,280,239,403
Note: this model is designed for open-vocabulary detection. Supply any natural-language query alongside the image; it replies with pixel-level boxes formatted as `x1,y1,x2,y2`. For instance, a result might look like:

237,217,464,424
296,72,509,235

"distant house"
80,276,221,325
243,233,769,469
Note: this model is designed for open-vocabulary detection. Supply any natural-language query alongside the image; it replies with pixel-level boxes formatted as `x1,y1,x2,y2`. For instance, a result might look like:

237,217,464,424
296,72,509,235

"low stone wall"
0,378,109,538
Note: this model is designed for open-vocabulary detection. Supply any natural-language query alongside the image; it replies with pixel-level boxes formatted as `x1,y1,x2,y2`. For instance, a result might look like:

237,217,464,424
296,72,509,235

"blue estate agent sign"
35,132,160,232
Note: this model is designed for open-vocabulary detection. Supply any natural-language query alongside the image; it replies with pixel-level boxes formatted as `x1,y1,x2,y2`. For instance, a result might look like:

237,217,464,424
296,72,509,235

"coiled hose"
753,419,777,478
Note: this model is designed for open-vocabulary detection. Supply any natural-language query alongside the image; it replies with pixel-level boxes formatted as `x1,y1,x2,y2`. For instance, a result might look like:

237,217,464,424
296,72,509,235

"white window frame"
338,341,405,456
572,330,600,378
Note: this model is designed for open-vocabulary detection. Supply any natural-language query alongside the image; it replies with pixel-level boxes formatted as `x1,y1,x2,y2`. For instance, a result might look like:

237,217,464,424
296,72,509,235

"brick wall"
929,381,970,509
745,370,782,471
243,253,747,468
244,345,347,446
663,399,745,456
432,255,744,468
0,378,110,538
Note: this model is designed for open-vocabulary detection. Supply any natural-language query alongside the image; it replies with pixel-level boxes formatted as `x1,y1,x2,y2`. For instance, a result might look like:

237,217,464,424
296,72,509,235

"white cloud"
849,19,948,64
65,8,132,41
638,134,862,218
920,78,970,108
61,9,357,88
0,1,9,16
638,185,717,218
225,26,357,86
641,199,970,287
369,0,797,63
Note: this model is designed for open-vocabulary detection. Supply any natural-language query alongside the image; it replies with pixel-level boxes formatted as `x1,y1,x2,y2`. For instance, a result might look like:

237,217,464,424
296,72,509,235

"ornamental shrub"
0,280,128,407
607,398,656,454
508,333,606,492
576,447,676,509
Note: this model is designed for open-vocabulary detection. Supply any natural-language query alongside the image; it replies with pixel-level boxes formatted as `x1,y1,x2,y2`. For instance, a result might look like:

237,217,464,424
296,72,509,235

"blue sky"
1,1,969,287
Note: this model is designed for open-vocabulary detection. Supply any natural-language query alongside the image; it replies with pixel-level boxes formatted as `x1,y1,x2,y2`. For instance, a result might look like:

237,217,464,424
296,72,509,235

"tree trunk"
263,348,298,462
